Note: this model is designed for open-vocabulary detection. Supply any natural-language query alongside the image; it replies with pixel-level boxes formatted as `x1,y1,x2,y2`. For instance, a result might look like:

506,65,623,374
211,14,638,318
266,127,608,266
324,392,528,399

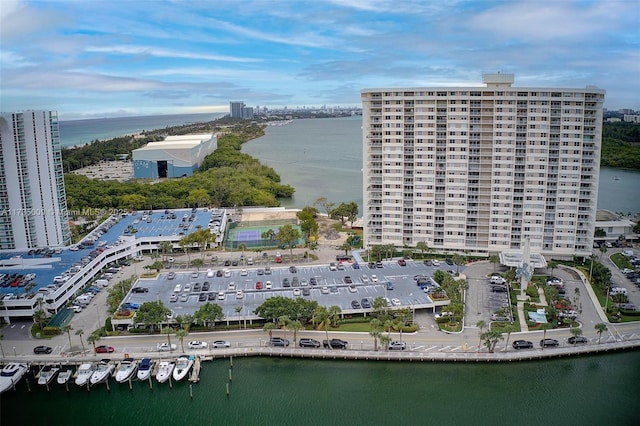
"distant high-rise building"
0,111,71,250
361,74,605,259
230,101,254,119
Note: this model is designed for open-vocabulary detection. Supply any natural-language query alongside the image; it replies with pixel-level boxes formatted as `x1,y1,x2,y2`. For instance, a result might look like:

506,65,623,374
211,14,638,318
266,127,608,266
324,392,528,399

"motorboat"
74,363,95,387
137,358,154,381
172,356,194,382
0,362,29,394
57,366,75,385
90,359,114,386
155,361,174,384
37,365,60,386
115,358,138,383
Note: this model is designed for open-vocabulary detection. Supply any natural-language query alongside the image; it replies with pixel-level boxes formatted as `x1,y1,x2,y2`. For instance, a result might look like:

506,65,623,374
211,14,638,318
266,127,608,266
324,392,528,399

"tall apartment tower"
0,111,71,250
361,74,605,259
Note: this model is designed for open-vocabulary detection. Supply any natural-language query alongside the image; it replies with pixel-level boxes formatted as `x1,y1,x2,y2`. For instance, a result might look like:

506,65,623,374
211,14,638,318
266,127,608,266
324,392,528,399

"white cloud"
85,45,261,63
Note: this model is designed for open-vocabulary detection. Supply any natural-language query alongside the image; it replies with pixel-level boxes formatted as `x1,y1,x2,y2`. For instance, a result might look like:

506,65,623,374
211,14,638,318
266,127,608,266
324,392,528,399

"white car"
157,343,177,352
371,275,378,283
431,259,441,267
240,269,248,276
293,288,301,296
191,271,199,278
321,286,330,294
188,341,208,349
212,340,231,348
228,282,236,291
179,293,189,302
217,291,226,300
224,269,231,277
361,275,369,283
391,298,401,306
236,290,244,299
265,281,272,289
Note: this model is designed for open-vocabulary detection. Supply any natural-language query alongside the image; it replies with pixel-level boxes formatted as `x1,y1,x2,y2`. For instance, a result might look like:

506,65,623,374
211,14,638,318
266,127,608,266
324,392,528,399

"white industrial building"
132,134,217,178
0,111,71,251
361,74,605,260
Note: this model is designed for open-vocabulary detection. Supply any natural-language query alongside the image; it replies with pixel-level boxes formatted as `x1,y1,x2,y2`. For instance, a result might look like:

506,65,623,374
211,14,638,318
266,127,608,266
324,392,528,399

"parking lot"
122,259,459,323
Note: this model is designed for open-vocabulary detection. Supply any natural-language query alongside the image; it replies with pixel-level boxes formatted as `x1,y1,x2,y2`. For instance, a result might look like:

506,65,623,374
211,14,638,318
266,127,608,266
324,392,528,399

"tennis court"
225,223,303,249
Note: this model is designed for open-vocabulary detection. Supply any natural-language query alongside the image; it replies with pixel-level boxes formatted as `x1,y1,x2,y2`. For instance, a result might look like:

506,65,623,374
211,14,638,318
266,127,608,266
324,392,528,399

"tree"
75,329,86,355
289,320,302,344
481,330,504,353
145,261,164,274
276,224,302,260
191,258,204,270
32,301,50,332
175,314,193,331
136,301,171,333
503,324,517,350
186,188,210,208
162,328,174,350
234,306,243,329
87,331,100,352
330,201,358,226
476,320,486,348
313,197,335,217
312,306,331,345
540,323,553,349
328,305,342,328
595,323,608,344
369,318,383,351
263,322,276,341
488,254,500,273
451,253,465,274
175,328,188,352
158,241,173,263
339,241,352,256
547,260,559,277
278,315,290,341
570,326,583,342
193,302,224,329
394,308,411,342
63,325,73,353
379,335,392,351
415,241,430,259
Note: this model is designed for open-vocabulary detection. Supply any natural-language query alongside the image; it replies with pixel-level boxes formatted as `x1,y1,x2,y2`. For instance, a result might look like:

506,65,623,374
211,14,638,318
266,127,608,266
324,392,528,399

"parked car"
568,336,588,345
323,339,348,349
351,300,361,309
255,281,263,290
299,338,321,348
157,343,177,352
321,286,330,294
33,346,52,354
293,288,301,296
188,341,208,349
490,314,511,322
270,337,290,347
431,259,441,266
398,259,407,266
512,340,533,350
361,298,372,308
289,266,298,273
344,276,353,284
540,338,559,348
212,340,231,348
95,345,115,353
235,290,244,299
348,285,357,293
131,286,149,294
388,341,406,351
169,294,178,302
282,278,290,287
265,281,272,289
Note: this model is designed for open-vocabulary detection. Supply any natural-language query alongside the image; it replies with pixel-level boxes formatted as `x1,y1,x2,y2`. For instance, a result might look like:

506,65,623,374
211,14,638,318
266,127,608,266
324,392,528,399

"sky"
1,0,638,120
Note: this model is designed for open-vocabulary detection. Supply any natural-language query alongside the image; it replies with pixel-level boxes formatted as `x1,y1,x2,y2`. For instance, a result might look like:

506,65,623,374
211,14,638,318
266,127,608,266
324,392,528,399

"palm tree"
488,254,500,273
238,243,247,263
570,326,583,342
235,306,242,329
75,329,86,355
175,328,188,352
191,258,204,271
415,241,429,260
547,260,558,277
62,325,73,353
339,241,352,256
263,322,276,342
481,329,504,353
369,318,383,351
312,306,331,346
476,320,486,348
395,308,411,342
87,331,100,352
540,323,552,349
595,323,608,344
278,315,290,341
289,320,302,344
503,324,517,350
158,241,173,262
328,305,342,328
162,327,174,350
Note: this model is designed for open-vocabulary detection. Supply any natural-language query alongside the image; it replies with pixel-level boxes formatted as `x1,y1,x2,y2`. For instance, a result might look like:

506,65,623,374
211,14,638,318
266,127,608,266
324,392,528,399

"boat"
57,365,75,385
155,361,174,384
136,358,154,381
0,362,29,394
172,356,194,382
90,359,114,386
37,365,60,386
115,358,138,383
74,363,95,387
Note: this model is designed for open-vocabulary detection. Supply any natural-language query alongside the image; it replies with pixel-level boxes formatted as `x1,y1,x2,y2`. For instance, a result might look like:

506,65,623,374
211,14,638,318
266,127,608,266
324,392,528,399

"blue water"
59,113,224,147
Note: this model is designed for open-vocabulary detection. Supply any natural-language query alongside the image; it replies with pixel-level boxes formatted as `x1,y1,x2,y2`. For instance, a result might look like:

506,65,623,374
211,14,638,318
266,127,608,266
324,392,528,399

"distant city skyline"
1,0,638,120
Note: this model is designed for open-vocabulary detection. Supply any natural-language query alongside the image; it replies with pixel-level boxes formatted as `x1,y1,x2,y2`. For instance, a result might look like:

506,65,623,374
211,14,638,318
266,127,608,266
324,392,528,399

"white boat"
37,365,60,386
0,362,29,394
155,361,174,384
90,359,114,386
137,358,154,381
172,356,194,382
56,366,75,385
115,358,138,383
75,363,95,387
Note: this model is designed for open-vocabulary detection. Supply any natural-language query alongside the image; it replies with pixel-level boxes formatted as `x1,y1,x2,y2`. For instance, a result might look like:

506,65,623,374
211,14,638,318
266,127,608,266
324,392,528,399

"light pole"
95,304,102,331
409,293,415,323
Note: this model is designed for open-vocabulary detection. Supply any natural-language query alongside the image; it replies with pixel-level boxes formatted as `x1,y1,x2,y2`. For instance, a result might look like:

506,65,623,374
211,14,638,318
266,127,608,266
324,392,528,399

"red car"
95,345,115,353
398,259,407,266
255,281,263,290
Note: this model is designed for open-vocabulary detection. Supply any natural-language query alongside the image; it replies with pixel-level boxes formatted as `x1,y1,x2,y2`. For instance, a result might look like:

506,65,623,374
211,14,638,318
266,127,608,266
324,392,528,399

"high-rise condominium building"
361,74,605,259
230,101,254,119
0,111,71,250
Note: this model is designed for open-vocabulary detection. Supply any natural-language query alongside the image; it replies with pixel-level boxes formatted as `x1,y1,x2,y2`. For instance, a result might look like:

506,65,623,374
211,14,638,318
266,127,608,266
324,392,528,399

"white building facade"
0,111,71,250
361,74,605,259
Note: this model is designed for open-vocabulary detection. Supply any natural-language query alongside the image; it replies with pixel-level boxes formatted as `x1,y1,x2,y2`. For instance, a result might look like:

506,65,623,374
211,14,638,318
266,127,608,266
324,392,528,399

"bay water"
2,352,638,425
